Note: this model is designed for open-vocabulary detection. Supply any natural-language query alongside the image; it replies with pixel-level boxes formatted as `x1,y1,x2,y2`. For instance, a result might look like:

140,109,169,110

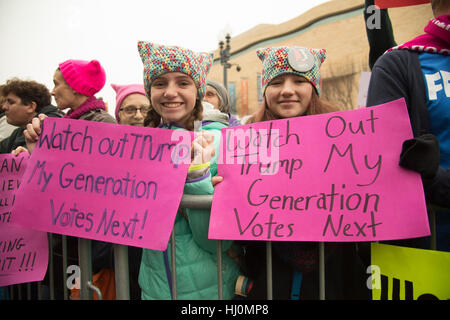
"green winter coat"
139,107,240,300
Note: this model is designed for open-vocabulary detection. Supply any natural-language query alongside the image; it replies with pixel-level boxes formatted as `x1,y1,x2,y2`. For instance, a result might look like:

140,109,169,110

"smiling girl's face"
265,73,313,119
150,72,197,126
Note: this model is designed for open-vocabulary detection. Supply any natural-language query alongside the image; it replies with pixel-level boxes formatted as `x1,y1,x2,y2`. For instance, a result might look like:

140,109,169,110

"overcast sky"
0,0,329,115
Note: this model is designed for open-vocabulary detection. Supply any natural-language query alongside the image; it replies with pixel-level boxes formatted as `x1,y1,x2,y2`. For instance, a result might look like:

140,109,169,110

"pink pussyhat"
111,83,146,122
59,59,106,97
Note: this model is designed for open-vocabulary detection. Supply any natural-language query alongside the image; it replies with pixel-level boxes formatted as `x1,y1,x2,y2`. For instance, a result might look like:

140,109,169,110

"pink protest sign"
0,225,49,286
0,153,48,286
10,118,191,251
210,98,430,242
1,153,28,224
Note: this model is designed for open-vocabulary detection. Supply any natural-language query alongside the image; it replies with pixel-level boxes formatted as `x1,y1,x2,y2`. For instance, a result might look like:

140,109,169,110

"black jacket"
367,50,450,208
0,104,64,154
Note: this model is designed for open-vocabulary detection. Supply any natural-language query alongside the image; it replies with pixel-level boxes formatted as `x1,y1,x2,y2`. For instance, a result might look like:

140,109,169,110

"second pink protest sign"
210,99,430,242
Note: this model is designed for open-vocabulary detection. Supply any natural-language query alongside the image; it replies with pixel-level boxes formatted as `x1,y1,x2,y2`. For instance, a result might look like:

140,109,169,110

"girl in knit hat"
112,83,149,126
214,46,368,299
244,46,337,124
137,41,240,300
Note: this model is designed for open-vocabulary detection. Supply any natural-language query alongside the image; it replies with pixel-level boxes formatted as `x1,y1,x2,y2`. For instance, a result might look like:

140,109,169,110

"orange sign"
240,79,248,117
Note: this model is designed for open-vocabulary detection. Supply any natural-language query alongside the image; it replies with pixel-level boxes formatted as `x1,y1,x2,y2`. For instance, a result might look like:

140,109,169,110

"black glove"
399,134,440,180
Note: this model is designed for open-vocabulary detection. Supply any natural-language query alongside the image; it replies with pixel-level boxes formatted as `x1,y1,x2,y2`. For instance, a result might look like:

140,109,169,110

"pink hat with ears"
58,59,106,96
111,83,146,122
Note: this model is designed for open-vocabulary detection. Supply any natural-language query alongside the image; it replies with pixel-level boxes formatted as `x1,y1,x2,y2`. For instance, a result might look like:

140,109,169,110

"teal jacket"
139,107,240,300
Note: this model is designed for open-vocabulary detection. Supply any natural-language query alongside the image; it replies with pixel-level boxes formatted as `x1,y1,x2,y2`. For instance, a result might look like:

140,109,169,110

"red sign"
375,0,429,9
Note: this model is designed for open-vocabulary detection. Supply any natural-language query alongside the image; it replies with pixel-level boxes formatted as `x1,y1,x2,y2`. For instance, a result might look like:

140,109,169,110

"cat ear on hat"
198,52,214,74
311,48,327,67
256,47,271,62
87,60,102,73
111,83,120,93
137,41,157,63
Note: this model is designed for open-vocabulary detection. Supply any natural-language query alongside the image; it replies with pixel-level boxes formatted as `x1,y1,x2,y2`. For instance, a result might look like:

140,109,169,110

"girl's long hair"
245,89,338,124
144,97,203,131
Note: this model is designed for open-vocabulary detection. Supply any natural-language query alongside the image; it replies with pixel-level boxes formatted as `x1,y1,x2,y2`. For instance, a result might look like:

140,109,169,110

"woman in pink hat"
112,83,149,126
53,59,115,123
19,58,118,300
23,59,116,152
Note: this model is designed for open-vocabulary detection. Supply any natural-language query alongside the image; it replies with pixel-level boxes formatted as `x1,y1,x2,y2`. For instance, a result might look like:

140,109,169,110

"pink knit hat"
111,83,146,122
58,59,106,97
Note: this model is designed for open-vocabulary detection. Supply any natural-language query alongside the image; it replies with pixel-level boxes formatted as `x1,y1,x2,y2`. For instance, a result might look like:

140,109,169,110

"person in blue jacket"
137,41,241,300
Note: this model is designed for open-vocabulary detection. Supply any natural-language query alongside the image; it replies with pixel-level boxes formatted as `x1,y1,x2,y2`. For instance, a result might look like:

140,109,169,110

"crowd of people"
0,0,448,300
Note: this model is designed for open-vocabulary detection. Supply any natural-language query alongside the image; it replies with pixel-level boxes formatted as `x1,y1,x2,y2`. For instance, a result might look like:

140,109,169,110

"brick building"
208,0,432,117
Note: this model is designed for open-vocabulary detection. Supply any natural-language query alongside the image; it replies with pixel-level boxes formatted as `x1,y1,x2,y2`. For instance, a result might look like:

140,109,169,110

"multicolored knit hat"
256,46,326,96
137,41,213,99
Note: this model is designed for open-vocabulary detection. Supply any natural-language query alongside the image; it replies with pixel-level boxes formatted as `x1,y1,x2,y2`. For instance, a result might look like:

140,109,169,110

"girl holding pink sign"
214,45,370,299
136,41,240,300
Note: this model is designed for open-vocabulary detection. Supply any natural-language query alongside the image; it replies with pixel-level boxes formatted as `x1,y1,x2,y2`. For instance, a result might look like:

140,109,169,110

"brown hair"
0,85,5,113
245,89,339,124
144,98,203,131
431,0,450,16
2,78,51,112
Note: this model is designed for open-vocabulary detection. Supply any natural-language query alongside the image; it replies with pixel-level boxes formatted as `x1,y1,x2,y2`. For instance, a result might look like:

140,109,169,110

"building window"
257,73,263,103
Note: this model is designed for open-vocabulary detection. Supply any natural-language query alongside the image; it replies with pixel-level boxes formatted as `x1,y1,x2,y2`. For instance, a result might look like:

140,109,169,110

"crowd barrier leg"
78,238,93,300
62,235,69,300
48,234,55,300
217,240,223,300
87,281,102,300
266,241,272,300
319,242,325,300
170,231,177,300
114,244,130,300
37,282,42,300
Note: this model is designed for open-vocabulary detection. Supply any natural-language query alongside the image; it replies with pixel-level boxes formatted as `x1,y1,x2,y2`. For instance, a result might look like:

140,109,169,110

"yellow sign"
371,243,450,300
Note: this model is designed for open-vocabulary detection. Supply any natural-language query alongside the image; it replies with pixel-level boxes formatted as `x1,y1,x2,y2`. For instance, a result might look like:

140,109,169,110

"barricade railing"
3,198,442,300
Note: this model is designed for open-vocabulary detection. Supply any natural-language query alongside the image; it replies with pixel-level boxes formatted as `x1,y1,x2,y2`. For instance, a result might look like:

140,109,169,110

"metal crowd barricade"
4,199,441,300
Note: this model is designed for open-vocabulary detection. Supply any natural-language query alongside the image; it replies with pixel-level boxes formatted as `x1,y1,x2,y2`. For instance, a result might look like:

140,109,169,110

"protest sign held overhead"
0,153,48,286
374,0,429,9
209,98,430,242
10,118,192,251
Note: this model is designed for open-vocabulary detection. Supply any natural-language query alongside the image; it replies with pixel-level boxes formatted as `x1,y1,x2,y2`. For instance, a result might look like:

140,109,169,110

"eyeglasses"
119,106,150,116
